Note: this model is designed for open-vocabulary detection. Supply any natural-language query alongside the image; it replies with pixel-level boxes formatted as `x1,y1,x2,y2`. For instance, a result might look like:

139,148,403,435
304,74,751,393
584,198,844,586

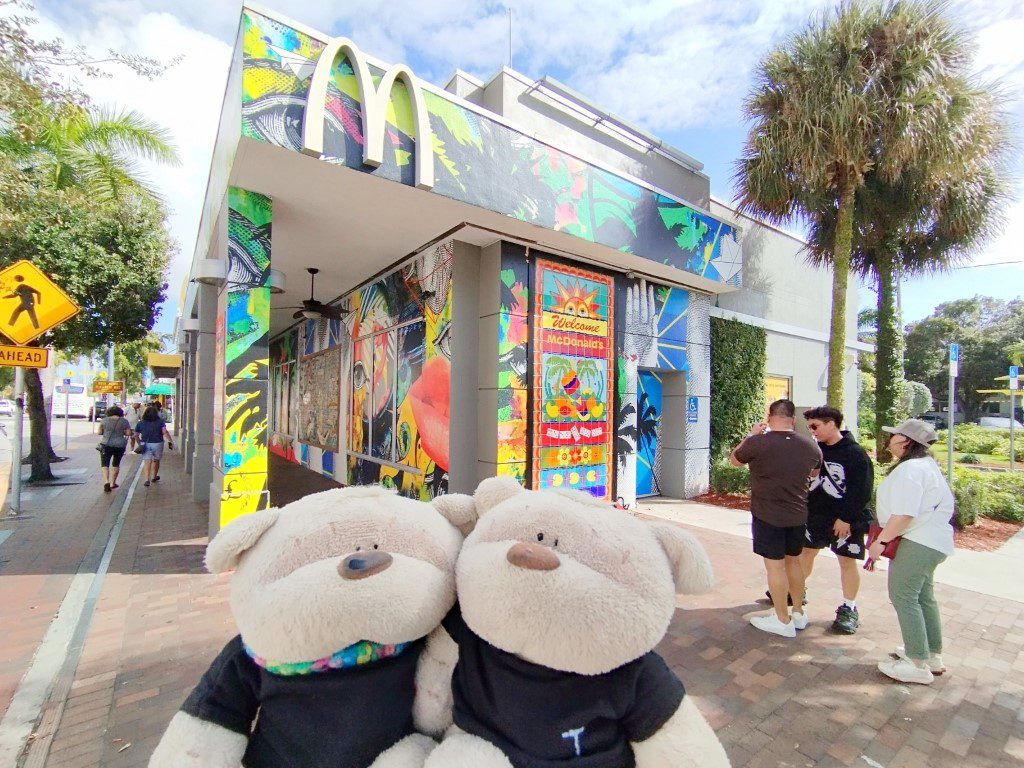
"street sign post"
0,260,80,345
62,376,71,451
1011,366,1019,472
947,343,959,484
92,380,124,395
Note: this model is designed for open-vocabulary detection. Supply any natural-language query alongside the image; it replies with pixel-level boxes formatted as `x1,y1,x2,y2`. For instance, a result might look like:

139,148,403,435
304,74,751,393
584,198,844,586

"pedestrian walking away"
136,404,173,487
731,399,822,638
97,405,133,492
800,406,874,634
868,418,954,685
124,401,141,449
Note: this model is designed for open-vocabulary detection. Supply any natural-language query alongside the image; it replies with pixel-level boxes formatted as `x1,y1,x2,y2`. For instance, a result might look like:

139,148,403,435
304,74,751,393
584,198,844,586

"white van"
52,383,93,419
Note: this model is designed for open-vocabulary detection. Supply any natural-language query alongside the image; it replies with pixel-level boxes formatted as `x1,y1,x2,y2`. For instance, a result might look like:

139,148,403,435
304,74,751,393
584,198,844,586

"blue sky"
29,0,1024,331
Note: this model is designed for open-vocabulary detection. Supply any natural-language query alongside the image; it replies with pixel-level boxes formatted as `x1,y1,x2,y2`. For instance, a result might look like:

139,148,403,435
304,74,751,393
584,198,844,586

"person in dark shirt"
441,604,685,768
801,406,874,634
135,405,172,487
731,399,822,638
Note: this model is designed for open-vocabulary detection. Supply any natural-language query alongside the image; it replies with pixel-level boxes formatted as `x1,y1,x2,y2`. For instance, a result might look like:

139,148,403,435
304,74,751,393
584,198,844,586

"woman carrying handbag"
869,419,954,685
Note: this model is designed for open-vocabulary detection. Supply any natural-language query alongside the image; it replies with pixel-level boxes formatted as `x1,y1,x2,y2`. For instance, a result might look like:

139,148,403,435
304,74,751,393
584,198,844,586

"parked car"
920,412,948,430
977,416,1024,430
0,399,13,417
90,399,110,421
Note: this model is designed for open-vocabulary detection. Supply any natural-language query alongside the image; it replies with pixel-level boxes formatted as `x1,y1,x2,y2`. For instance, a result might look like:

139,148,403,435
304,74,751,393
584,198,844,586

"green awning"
144,382,176,396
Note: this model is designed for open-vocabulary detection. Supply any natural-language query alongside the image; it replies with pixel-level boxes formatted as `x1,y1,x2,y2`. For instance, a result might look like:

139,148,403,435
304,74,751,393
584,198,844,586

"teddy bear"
424,476,731,768
149,485,476,768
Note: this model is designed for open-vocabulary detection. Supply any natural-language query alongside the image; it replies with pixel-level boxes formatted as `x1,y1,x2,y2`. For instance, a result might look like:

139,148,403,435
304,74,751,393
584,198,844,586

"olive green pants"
887,538,946,660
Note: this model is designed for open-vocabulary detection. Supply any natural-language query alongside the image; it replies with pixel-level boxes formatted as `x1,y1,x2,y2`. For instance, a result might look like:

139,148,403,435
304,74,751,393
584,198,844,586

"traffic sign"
0,344,48,368
92,380,124,395
687,396,699,424
1011,366,1019,391
63,377,71,386
949,343,959,378
0,260,80,345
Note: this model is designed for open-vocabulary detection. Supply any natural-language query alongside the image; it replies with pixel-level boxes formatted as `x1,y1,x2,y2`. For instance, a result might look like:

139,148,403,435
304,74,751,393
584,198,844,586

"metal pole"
1011,389,1016,472
947,374,954,484
63,380,69,452
10,367,23,515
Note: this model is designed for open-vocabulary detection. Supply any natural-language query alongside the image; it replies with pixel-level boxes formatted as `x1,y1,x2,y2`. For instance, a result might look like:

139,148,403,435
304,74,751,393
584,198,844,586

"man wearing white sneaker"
732,399,822,638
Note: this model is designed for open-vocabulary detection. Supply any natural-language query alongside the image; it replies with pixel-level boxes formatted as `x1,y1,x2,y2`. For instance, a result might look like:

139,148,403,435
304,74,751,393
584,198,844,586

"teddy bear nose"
339,551,393,580
507,542,560,571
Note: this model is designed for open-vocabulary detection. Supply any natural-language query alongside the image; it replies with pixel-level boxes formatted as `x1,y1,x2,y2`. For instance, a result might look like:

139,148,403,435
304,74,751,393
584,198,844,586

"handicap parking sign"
687,396,699,423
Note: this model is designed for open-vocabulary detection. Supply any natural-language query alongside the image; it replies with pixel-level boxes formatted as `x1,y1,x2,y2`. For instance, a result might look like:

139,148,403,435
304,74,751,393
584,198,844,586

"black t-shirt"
807,431,874,528
443,605,685,768
181,635,424,768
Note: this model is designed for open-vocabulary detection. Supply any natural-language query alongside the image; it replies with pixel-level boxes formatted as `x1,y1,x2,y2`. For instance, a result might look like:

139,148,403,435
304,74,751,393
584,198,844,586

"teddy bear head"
205,485,475,664
456,476,714,675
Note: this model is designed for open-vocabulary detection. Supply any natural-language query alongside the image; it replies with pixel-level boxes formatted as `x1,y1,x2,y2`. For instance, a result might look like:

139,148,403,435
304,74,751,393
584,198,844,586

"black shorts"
752,517,805,560
805,516,867,560
100,446,126,468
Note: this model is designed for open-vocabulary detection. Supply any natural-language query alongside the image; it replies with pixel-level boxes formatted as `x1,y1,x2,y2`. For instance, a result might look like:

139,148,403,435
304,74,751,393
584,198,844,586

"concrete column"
475,241,502,485
684,292,712,497
210,187,272,534
184,333,198,475
448,241,480,494
192,284,217,504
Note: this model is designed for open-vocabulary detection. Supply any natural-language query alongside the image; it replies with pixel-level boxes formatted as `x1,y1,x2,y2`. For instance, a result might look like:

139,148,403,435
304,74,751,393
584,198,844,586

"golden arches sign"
301,37,435,191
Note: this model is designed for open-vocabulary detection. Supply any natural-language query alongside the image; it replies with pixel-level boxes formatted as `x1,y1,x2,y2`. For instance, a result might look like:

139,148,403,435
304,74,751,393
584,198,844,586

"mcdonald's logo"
301,38,435,191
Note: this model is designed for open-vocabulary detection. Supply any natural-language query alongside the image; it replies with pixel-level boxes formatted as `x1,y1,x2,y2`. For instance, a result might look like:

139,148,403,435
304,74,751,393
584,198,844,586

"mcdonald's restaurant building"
175,5,862,533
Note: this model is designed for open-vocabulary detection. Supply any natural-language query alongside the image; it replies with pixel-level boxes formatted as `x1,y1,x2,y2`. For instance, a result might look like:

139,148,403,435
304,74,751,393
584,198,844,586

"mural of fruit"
408,355,450,471
561,370,580,396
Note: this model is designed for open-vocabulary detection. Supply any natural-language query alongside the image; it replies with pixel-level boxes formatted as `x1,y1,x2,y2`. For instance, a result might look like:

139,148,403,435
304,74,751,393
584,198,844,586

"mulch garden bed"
693,493,1021,552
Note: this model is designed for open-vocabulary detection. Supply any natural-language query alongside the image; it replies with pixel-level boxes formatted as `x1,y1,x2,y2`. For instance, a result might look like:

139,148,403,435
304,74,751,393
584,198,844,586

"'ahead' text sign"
0,344,49,368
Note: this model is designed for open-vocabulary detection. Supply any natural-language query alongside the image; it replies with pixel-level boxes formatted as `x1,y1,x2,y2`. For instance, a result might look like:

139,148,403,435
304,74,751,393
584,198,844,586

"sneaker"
153,475,160,482
103,483,111,493
791,610,809,630
750,613,796,638
893,646,945,675
144,480,151,487
832,604,860,634
878,657,934,685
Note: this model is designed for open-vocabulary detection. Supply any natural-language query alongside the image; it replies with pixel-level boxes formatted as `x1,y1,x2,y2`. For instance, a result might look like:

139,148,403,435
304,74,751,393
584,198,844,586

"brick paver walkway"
2,451,1022,767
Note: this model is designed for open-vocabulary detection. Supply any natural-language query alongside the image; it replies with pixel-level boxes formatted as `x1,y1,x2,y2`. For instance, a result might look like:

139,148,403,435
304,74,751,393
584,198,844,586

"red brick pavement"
4,454,1023,766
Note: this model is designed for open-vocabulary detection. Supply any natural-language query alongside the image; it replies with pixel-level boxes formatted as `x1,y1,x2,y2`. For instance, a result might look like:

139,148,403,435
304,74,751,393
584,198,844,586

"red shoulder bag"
867,524,901,559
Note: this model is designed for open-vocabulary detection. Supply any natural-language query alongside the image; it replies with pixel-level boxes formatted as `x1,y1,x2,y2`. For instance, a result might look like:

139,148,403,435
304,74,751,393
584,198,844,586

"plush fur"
424,476,730,768
150,486,467,768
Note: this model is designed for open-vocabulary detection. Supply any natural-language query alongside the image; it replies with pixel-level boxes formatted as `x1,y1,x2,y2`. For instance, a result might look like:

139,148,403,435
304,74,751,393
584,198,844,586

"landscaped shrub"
951,472,983,528
952,467,1024,524
711,459,750,496
958,454,982,464
937,424,1013,457
710,318,767,461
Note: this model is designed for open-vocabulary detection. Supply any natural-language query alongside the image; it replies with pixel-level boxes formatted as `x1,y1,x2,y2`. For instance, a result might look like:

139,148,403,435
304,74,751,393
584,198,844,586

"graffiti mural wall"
346,242,452,499
298,346,341,452
496,244,530,485
532,260,614,499
636,370,664,497
238,8,742,286
220,188,272,525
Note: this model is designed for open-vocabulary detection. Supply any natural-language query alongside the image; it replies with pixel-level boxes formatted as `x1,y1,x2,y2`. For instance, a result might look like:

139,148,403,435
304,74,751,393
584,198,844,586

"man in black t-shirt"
801,406,874,634
731,399,822,638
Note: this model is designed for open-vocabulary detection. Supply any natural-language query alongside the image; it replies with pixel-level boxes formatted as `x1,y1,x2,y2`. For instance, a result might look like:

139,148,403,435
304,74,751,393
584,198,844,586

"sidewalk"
0,456,1021,767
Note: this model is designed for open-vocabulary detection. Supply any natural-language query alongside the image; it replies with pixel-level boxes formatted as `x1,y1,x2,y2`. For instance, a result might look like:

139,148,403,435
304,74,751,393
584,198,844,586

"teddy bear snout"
339,551,393,580
506,542,560,571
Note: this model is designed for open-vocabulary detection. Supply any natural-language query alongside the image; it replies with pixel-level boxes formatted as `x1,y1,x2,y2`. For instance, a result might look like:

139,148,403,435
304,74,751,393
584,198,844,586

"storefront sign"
302,37,435,190
0,344,48,368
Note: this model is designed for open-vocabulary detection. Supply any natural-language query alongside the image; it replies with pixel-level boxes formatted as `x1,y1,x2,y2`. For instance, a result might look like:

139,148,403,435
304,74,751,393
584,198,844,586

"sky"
25,0,1024,335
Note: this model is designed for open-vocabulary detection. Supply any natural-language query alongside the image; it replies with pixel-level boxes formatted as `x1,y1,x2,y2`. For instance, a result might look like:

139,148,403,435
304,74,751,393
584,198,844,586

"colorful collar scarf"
243,639,410,676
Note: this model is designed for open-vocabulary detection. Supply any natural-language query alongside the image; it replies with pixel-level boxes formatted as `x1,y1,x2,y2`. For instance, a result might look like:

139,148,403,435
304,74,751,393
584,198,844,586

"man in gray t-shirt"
731,399,821,638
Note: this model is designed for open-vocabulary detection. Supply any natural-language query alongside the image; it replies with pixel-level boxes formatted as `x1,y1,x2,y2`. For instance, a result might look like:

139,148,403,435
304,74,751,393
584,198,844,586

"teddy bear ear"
650,523,715,595
473,475,525,516
205,509,280,574
431,493,478,535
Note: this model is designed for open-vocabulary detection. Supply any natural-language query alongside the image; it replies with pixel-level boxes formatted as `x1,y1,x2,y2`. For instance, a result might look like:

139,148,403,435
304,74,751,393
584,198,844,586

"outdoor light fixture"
182,318,201,332
268,269,286,294
193,259,228,286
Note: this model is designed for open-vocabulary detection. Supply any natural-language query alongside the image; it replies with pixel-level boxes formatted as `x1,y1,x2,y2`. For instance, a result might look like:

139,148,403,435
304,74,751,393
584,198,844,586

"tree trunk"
874,250,905,461
827,183,856,408
24,367,56,481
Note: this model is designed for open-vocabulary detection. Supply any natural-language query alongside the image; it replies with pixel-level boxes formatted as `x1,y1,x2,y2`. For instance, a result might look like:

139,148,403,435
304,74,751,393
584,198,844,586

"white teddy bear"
424,476,731,768
149,486,475,768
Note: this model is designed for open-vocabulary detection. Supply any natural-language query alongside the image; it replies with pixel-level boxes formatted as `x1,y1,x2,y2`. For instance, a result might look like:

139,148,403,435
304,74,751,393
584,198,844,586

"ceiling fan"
281,268,348,320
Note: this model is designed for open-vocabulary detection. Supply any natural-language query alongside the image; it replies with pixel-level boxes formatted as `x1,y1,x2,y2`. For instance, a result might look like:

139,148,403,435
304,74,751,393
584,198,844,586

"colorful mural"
613,278,690,508
346,242,453,500
220,188,272,526
238,8,742,286
533,260,614,499
497,245,530,480
298,346,341,452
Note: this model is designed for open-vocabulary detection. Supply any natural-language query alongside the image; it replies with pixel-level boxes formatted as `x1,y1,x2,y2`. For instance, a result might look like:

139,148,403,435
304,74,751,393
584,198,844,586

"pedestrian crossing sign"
0,260,80,345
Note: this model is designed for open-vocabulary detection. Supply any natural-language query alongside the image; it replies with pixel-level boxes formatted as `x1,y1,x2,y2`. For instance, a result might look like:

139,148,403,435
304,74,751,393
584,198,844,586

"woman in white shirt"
869,419,954,685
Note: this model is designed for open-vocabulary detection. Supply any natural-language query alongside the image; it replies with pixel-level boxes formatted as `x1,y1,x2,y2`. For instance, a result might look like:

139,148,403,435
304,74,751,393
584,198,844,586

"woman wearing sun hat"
869,418,955,685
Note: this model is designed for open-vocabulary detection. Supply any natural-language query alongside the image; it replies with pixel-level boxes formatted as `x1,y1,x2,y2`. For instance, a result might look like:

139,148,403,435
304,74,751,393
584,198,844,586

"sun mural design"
551,278,600,318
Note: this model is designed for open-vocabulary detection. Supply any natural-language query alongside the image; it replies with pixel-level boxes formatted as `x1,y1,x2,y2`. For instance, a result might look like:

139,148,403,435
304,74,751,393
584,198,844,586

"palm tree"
735,0,974,408
808,83,1011,458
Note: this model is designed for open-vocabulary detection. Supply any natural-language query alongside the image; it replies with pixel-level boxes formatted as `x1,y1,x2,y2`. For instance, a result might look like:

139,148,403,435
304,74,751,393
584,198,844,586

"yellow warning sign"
0,344,49,368
0,261,80,345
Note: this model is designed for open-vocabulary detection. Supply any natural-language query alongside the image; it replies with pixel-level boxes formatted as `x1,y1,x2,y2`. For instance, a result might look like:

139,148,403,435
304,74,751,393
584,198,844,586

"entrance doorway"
633,369,688,501
636,370,663,497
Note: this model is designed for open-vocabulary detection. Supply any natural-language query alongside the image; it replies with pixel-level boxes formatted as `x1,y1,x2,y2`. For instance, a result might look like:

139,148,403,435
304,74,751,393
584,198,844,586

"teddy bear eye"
373,544,379,550
554,538,559,547
355,546,362,552
536,532,544,542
